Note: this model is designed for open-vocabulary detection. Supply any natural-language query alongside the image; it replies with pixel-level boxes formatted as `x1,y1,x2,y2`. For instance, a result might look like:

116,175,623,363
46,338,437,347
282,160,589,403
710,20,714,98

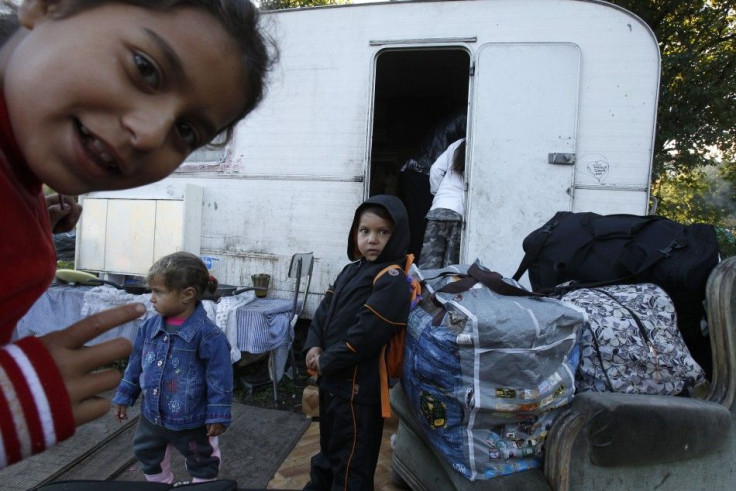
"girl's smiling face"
2,1,248,195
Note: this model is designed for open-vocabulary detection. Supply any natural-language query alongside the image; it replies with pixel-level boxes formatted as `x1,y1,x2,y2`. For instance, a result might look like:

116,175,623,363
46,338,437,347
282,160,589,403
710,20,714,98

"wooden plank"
42,418,139,483
0,397,141,490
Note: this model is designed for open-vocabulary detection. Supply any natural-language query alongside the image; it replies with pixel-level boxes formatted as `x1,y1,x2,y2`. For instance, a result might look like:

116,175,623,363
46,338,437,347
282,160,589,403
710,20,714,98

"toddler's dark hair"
147,251,217,299
359,204,392,223
0,0,276,142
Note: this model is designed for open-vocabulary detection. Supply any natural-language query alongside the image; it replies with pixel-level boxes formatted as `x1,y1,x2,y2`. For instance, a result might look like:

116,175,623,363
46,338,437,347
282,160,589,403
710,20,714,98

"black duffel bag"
512,211,720,377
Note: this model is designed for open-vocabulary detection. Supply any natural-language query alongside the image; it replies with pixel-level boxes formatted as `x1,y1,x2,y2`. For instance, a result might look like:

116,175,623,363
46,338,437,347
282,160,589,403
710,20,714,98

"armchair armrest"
547,392,730,469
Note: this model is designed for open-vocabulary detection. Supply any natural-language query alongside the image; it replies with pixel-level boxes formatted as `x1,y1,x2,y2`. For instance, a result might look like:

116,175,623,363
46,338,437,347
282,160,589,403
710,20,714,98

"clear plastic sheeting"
401,261,583,480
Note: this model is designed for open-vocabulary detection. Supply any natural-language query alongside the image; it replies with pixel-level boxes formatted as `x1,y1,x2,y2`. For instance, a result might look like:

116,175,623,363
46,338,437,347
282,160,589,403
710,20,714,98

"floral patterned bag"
561,283,706,395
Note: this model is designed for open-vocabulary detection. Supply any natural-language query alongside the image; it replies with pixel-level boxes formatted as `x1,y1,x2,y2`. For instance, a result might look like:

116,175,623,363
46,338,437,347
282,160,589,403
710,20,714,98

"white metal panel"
78,185,203,276
573,188,649,215
75,199,107,271
105,200,156,274
181,184,203,255
466,43,580,278
194,176,362,291
153,200,184,261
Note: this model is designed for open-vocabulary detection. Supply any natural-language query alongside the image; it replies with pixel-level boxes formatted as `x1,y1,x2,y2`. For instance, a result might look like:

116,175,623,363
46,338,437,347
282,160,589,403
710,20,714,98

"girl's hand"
207,423,226,437
40,303,142,426
113,404,128,422
46,194,82,234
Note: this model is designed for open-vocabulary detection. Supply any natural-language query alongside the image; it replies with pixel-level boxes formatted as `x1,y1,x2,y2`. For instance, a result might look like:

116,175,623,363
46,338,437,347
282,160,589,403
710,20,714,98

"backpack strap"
373,254,416,283
373,264,402,285
374,254,422,309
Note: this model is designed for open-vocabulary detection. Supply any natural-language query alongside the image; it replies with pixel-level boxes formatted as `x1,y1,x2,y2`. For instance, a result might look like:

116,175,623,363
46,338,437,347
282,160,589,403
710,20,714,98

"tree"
607,1,736,253
259,0,349,11
608,1,735,179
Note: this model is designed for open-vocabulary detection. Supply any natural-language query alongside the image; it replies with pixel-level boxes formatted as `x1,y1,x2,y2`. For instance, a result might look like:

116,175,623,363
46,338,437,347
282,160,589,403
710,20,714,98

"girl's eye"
176,121,199,149
134,53,161,88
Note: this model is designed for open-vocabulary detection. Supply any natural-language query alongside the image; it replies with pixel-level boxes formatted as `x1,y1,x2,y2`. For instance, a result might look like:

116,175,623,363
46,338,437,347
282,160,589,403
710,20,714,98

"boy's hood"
347,194,409,262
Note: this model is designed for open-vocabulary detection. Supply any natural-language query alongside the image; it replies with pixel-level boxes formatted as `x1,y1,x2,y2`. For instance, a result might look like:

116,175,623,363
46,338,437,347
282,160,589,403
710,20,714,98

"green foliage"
609,1,736,178
654,163,736,256
259,0,349,11
608,1,736,233
716,226,736,258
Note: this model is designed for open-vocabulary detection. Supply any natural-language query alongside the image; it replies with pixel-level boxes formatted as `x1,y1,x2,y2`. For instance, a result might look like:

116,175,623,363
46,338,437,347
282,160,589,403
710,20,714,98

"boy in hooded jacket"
303,194,411,490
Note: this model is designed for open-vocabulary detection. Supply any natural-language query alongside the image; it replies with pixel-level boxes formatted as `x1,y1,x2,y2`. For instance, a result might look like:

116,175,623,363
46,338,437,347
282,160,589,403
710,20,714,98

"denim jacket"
113,302,233,429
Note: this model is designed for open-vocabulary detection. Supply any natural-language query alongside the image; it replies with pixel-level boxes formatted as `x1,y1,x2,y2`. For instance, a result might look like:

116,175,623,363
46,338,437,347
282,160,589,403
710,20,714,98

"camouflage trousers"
418,208,463,269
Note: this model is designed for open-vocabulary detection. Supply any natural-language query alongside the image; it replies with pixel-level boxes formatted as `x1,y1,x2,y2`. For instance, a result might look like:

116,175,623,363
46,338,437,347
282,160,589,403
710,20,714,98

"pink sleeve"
0,336,74,468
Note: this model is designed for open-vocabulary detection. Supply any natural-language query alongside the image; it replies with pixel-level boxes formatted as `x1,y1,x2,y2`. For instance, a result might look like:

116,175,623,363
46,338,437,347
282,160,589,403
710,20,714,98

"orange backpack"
374,254,421,417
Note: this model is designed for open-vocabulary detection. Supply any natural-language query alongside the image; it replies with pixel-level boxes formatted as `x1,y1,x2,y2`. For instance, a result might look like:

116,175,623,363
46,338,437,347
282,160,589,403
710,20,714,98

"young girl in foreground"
303,195,412,490
113,252,232,484
0,0,272,468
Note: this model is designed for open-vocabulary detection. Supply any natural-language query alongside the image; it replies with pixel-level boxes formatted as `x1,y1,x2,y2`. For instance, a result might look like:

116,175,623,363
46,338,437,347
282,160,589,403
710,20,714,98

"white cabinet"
76,184,202,276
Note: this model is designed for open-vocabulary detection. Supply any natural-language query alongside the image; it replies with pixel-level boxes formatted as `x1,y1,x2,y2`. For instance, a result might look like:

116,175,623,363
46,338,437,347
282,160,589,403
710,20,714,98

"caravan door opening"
369,48,470,258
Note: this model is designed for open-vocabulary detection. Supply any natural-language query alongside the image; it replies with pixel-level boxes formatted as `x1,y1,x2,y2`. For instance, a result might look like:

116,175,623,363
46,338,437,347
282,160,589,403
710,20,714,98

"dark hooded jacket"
303,195,411,405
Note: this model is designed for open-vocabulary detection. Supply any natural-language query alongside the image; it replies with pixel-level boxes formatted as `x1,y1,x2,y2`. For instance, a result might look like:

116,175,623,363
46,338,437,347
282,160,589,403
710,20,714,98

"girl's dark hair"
1,0,276,142
147,251,217,299
452,139,466,175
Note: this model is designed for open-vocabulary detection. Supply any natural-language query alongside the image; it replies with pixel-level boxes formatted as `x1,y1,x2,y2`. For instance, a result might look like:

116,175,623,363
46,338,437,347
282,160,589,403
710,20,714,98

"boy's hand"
113,404,128,422
40,303,142,426
207,423,226,437
305,347,322,374
46,194,82,234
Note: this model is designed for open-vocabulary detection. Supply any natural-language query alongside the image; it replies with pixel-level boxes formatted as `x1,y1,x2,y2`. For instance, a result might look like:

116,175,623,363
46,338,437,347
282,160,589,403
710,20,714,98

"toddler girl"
113,251,233,484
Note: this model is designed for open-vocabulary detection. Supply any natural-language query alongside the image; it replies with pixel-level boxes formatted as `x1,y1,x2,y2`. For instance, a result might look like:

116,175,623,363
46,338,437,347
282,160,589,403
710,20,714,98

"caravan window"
176,137,228,172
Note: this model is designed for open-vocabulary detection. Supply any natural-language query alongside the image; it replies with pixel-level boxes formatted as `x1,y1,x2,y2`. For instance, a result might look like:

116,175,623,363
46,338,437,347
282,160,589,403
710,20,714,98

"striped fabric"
235,299,298,382
0,337,74,468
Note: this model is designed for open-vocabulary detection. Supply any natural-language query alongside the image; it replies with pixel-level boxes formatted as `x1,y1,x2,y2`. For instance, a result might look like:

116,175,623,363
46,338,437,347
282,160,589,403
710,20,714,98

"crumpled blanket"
81,285,155,318
80,286,156,345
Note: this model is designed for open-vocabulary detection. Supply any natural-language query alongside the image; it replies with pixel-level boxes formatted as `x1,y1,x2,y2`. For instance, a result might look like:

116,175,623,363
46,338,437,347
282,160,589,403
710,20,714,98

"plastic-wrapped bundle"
401,261,583,480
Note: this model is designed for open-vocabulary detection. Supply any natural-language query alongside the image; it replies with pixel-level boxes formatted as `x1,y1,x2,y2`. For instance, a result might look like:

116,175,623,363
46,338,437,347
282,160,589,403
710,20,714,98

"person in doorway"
0,0,273,468
418,138,466,269
303,195,411,490
113,252,232,485
398,113,466,261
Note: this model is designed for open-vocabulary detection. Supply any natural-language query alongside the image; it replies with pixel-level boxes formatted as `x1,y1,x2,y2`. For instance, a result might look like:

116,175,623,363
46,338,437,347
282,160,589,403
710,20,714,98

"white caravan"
75,0,660,315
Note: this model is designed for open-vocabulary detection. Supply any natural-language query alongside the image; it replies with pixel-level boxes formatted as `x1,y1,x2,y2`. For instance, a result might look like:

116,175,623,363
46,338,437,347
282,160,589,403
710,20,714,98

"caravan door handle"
548,153,576,165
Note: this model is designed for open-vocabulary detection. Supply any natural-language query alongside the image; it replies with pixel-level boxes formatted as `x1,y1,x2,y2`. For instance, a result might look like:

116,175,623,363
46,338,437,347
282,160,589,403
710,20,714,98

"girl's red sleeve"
0,337,74,468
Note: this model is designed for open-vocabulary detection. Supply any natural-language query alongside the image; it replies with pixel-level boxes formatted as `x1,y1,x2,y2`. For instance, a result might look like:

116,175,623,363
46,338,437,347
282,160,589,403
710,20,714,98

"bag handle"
512,218,560,281
440,263,540,297
431,264,542,326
